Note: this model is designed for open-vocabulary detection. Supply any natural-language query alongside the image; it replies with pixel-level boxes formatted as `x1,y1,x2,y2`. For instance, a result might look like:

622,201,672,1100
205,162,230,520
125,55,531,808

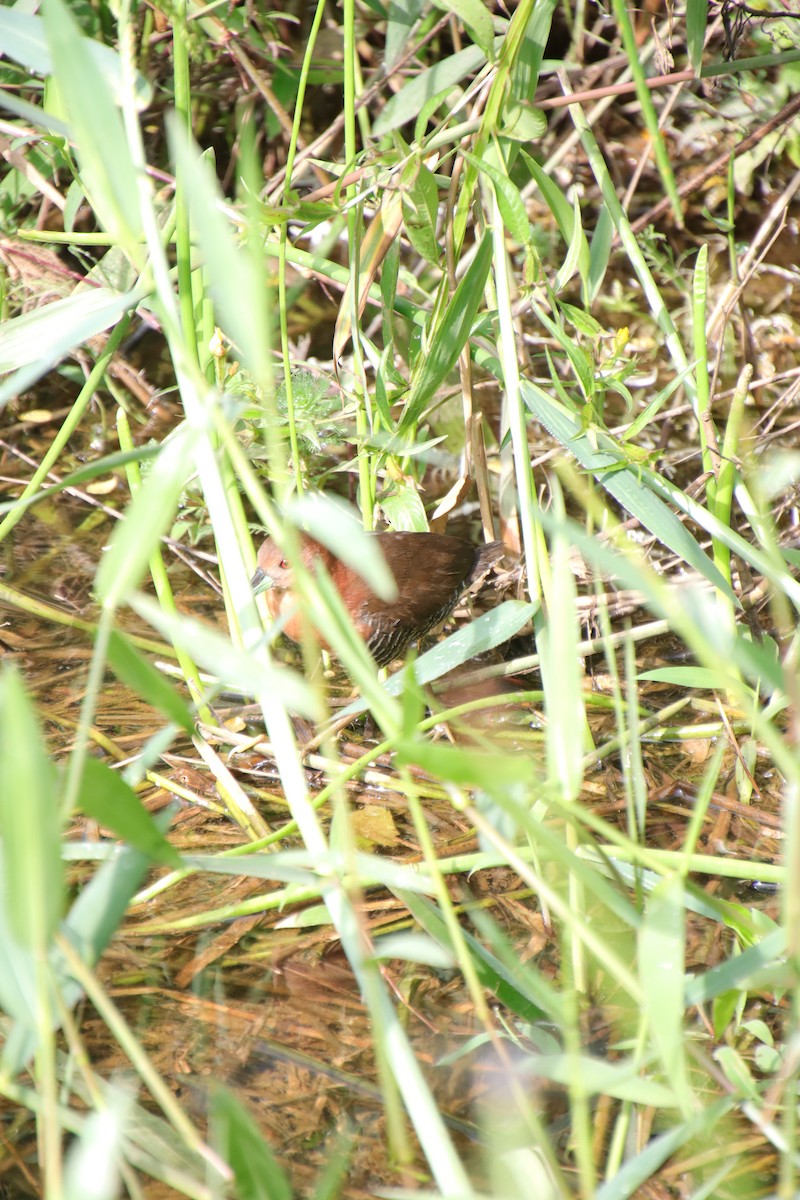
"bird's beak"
250,567,272,595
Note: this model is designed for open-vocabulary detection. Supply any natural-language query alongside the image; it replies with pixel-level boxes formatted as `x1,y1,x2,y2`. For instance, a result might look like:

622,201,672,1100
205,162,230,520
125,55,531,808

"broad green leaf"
461,149,531,243
401,157,441,265
712,989,740,1041
400,232,493,434
107,631,195,733
0,85,69,136
0,8,151,108
640,876,692,1112
554,191,588,294
686,0,708,74
430,0,495,61
638,667,730,689
276,903,331,929
399,890,556,1022
500,101,547,142
521,381,736,601
0,666,62,950
588,204,614,302
685,929,786,1009
386,0,425,69
64,179,85,233
643,633,782,696
371,932,455,968
394,600,537,687
63,834,165,968
96,425,199,609
168,118,271,380
379,250,401,363
0,860,43,1025
42,0,142,246
211,1086,292,1200
373,44,488,136
379,480,429,531
521,148,590,293
0,836,159,1068
509,0,558,101
728,630,783,694
77,759,182,868
559,304,604,339
0,285,141,387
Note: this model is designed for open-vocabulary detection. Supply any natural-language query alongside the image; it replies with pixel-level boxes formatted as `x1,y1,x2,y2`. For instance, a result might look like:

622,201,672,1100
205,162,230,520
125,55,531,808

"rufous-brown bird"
251,531,503,667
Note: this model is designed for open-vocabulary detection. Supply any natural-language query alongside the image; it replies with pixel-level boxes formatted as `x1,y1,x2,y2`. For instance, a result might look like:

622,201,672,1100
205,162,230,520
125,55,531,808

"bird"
251,530,503,667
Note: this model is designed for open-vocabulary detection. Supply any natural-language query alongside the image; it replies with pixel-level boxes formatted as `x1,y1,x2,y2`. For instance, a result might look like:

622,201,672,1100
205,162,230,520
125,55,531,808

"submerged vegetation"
2,0,800,1196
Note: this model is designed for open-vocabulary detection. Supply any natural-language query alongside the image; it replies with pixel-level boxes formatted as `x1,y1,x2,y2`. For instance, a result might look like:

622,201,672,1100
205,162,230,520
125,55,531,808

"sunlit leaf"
96,425,199,609
77,759,182,868
640,876,692,1113
521,381,736,601
686,0,708,74
42,0,143,246
400,232,493,434
373,44,487,136
430,0,495,60
168,118,270,380
0,666,62,950
107,631,195,733
0,286,141,410
211,1086,292,1200
0,8,151,107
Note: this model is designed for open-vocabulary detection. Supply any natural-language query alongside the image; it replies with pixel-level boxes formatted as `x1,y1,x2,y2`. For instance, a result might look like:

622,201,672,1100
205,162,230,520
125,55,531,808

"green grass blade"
76,760,181,869
522,382,736,600
42,0,143,249
210,1085,292,1200
0,666,63,951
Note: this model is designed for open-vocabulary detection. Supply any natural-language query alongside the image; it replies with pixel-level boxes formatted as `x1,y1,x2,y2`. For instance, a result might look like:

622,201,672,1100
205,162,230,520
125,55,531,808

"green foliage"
273,369,343,452
1,0,800,1195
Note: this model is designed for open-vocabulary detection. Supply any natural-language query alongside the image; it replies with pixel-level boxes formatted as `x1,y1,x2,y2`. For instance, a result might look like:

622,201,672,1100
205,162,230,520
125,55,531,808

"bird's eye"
279,558,288,570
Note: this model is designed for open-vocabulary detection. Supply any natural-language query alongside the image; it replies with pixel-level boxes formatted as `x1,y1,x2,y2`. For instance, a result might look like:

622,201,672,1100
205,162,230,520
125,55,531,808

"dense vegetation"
2,1,800,1196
